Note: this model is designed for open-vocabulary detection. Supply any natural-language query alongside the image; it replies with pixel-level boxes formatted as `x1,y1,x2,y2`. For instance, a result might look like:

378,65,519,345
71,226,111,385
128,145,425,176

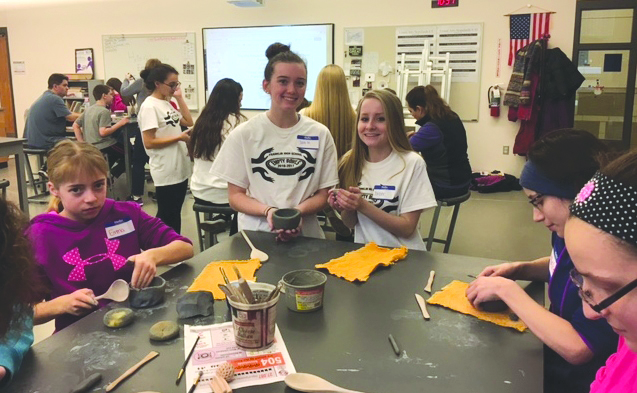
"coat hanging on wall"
505,5,554,66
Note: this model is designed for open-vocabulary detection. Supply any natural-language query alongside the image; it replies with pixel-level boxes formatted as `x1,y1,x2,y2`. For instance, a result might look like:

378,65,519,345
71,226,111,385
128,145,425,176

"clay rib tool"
236,278,255,304
414,293,431,320
106,351,159,392
176,336,200,385
188,370,203,393
424,270,435,293
388,334,401,356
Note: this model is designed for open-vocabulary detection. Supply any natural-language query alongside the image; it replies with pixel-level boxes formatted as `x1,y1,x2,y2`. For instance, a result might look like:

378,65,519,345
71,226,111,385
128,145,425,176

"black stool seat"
193,203,236,251
439,192,471,206
23,147,47,154
425,191,471,253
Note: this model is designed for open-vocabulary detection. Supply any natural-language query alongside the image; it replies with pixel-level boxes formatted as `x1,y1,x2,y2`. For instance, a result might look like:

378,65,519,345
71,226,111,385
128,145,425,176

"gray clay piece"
129,276,166,308
103,308,135,328
70,372,102,393
149,320,179,341
272,208,301,230
176,291,214,319
478,299,508,313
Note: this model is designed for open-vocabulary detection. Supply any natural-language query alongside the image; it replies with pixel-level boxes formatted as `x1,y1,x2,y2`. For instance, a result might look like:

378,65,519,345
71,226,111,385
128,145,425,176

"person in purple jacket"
406,85,471,199
30,140,194,331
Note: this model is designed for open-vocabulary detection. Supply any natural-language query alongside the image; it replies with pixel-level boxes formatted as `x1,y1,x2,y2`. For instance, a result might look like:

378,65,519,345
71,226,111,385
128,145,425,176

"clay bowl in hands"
272,208,301,230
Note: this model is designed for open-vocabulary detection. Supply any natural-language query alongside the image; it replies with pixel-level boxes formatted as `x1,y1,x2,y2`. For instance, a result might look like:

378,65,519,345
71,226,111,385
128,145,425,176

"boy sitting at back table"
72,85,129,179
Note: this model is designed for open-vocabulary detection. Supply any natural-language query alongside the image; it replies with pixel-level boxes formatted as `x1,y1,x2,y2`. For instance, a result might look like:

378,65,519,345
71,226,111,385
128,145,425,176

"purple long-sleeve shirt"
27,199,191,331
409,122,443,151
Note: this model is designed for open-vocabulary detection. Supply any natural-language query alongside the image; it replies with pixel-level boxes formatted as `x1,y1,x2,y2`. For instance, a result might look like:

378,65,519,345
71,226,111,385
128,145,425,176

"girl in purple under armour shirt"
29,140,193,331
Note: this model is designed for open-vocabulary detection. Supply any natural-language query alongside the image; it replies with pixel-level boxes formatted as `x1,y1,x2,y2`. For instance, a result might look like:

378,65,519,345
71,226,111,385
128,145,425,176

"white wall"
1,0,576,175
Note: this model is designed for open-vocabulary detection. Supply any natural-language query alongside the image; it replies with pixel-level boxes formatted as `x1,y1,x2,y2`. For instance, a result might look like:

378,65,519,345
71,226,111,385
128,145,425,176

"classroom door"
0,28,17,143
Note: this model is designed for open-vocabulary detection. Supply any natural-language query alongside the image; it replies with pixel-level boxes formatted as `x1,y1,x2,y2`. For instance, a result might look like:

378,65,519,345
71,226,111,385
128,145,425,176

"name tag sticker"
105,218,135,239
373,185,397,200
297,135,320,150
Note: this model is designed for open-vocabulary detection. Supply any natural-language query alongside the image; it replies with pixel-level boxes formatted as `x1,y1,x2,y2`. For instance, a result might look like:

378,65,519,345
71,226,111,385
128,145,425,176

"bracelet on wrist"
264,206,274,217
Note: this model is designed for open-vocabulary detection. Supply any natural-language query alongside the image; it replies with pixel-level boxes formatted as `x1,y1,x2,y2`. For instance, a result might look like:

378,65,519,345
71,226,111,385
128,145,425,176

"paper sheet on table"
184,323,295,392
427,280,528,332
187,259,262,300
315,242,408,282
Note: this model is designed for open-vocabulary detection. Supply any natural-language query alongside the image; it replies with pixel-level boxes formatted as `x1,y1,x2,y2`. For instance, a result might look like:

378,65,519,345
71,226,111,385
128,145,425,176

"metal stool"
193,203,235,251
0,179,9,199
23,147,49,202
424,191,471,253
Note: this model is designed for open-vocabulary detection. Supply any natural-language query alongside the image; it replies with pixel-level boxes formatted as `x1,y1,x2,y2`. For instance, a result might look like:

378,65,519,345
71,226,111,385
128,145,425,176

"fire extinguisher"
488,85,501,117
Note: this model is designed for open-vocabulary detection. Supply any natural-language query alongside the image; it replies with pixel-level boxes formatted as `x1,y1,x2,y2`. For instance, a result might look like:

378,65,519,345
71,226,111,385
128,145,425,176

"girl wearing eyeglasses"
466,129,618,393
138,63,193,234
566,150,637,392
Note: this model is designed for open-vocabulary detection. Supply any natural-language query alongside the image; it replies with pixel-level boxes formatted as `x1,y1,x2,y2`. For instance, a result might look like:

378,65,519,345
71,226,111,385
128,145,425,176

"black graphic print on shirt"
163,110,180,127
251,148,316,183
360,184,399,214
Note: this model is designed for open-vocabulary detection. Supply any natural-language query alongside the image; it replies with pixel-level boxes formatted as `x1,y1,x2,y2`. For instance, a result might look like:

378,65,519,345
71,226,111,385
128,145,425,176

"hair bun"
265,42,291,60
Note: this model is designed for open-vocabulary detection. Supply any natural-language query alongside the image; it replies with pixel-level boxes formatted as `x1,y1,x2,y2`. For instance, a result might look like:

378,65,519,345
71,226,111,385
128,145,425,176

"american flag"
508,13,551,65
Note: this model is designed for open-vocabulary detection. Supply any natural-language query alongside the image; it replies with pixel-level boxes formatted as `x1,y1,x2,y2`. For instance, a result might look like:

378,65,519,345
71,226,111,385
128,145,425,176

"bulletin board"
343,23,482,121
102,33,198,110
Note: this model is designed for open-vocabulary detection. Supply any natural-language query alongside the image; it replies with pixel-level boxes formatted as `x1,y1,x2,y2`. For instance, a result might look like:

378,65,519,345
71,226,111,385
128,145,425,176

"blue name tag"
372,185,397,200
105,218,135,239
297,135,320,150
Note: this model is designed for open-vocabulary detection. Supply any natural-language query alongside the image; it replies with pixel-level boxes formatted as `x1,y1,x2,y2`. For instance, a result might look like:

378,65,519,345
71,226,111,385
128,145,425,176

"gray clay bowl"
272,208,301,230
129,276,166,308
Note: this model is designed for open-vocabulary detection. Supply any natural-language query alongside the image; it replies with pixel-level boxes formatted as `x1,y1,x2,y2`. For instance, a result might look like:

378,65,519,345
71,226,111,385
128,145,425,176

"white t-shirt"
190,116,241,204
354,150,437,250
210,113,339,238
138,96,191,186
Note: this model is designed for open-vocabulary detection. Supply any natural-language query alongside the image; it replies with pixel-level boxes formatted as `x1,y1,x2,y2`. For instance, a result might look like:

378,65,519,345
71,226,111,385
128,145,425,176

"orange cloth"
188,259,262,300
315,242,408,282
427,280,527,332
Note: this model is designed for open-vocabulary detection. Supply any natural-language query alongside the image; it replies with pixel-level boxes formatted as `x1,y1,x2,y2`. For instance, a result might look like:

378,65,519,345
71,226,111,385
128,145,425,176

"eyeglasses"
162,81,181,90
528,193,544,209
569,268,637,313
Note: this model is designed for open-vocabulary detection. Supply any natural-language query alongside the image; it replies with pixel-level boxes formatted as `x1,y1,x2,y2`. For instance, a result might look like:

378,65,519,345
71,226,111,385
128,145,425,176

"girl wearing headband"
567,150,637,392
466,129,617,393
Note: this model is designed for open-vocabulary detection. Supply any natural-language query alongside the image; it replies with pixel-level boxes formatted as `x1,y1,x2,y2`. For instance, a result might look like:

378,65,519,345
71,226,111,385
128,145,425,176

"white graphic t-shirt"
138,96,191,186
355,150,437,250
210,113,339,238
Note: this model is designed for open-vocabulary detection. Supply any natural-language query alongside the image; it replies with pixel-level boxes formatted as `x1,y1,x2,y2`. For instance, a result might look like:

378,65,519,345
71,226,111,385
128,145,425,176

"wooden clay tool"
424,270,435,293
210,374,233,393
236,278,255,304
414,294,430,320
106,351,159,392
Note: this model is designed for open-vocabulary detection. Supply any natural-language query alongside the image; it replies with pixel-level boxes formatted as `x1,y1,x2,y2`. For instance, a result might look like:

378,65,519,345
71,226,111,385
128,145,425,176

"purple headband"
570,172,637,246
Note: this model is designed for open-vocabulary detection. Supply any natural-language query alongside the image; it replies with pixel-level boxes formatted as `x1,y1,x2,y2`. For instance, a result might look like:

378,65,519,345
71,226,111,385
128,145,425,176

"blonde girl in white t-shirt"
328,90,437,250
138,63,193,234
210,43,339,242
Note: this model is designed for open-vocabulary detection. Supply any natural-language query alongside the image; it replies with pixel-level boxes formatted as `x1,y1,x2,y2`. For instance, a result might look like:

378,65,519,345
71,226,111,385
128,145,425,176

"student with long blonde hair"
329,90,437,250
302,65,357,159
29,140,193,331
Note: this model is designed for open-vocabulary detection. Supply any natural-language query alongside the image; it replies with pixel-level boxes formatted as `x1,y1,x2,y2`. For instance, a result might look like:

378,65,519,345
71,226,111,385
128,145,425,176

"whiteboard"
102,33,198,110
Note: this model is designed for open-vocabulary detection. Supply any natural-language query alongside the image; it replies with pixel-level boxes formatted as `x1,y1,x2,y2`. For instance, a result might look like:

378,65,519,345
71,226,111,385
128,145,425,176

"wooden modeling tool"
232,265,243,280
106,351,159,392
236,278,255,304
176,336,200,385
187,370,203,393
415,294,430,320
424,270,435,293
219,267,231,285
285,373,366,393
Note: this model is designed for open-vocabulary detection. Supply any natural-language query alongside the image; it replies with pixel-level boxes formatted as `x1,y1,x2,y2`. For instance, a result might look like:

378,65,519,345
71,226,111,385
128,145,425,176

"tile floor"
0,157,550,344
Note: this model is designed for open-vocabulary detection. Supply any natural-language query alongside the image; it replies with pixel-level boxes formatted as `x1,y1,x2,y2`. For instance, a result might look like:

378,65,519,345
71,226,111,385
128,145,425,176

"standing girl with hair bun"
328,89,437,250
30,140,193,331
211,43,338,242
138,63,193,234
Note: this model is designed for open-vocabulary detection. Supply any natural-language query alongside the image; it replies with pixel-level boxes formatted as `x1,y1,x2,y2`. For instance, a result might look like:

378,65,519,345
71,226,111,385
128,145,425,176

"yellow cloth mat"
427,280,527,332
315,242,408,282
188,259,262,300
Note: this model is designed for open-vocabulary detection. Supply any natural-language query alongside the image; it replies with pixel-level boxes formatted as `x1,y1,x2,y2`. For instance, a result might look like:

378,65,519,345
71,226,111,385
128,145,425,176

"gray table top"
8,232,544,393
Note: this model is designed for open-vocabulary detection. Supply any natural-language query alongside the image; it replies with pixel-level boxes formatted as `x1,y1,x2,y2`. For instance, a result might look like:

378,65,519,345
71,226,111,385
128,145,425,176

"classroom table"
8,232,544,393
0,137,29,218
